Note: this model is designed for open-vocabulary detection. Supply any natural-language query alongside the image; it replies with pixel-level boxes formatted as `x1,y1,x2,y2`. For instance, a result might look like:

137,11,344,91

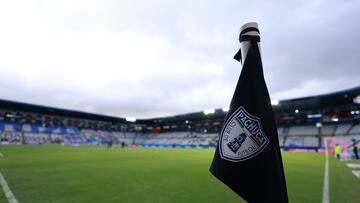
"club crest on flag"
219,106,269,162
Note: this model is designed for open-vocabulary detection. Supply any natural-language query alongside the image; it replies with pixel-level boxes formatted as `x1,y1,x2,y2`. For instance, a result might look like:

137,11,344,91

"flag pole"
239,22,260,63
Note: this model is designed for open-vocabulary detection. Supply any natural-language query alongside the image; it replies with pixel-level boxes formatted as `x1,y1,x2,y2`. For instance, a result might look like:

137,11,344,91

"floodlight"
203,109,215,115
125,117,136,122
271,100,279,106
5,113,15,118
307,114,322,119
353,95,360,104
222,106,230,112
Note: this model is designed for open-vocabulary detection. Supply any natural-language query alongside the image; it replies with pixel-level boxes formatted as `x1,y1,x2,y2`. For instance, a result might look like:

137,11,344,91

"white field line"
322,138,330,203
352,170,360,178
0,172,19,203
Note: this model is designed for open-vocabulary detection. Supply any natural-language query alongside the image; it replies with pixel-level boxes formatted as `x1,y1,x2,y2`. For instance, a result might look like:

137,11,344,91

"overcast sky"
0,0,359,119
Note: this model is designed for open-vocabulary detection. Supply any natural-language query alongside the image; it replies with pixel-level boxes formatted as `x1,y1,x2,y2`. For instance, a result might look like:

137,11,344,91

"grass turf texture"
329,157,360,203
0,178,5,203
0,145,358,203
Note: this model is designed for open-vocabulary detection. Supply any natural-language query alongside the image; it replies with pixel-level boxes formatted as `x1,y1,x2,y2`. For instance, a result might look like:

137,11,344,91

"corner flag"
209,22,288,203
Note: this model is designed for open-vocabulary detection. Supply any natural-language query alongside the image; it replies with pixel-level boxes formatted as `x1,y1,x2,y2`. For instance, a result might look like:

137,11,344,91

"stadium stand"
277,126,286,136
288,125,318,136
0,86,359,152
349,123,360,134
321,124,336,136
284,136,304,147
334,123,353,135
303,136,319,147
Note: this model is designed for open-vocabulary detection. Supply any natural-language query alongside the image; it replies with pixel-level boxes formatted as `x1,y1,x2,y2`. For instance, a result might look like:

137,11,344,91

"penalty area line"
0,172,19,203
322,138,330,203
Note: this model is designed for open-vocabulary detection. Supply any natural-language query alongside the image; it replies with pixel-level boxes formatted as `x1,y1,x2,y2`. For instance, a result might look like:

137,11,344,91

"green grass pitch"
0,145,359,203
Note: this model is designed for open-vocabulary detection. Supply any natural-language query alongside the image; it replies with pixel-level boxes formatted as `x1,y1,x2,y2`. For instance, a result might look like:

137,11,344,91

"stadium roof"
272,86,360,112
148,86,360,124
0,98,126,123
0,86,359,124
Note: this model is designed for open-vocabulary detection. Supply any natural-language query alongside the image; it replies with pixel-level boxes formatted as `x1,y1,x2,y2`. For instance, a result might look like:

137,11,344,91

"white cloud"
0,0,359,118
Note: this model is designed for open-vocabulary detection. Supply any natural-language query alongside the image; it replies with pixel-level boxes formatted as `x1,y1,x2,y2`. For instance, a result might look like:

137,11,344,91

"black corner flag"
209,22,288,203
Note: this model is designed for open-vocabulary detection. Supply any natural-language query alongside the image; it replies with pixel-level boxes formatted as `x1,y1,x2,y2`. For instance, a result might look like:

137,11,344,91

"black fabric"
233,49,242,63
239,35,260,43
233,35,261,63
210,39,288,203
240,27,260,36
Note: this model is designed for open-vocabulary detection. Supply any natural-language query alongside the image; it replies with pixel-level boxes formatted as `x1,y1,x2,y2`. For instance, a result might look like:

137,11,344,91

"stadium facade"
0,86,359,151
